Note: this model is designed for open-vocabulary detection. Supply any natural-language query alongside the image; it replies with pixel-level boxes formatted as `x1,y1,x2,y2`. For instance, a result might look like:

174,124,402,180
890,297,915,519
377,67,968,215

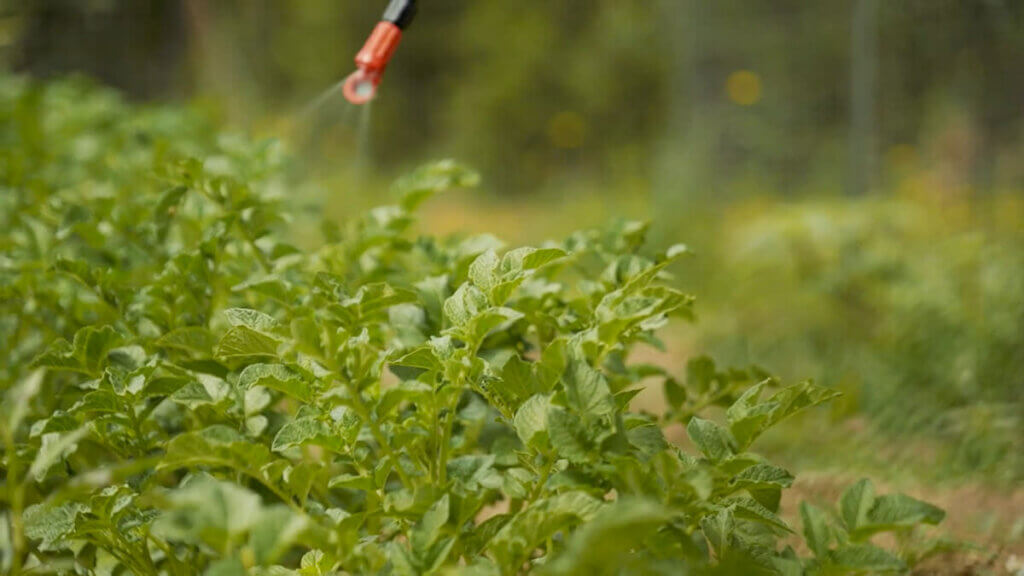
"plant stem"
3,424,25,575
237,224,272,273
674,388,733,424
524,455,555,507
437,405,455,486
347,383,414,488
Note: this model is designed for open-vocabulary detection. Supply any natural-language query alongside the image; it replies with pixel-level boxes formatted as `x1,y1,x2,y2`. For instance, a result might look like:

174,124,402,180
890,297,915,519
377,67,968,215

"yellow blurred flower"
726,70,763,106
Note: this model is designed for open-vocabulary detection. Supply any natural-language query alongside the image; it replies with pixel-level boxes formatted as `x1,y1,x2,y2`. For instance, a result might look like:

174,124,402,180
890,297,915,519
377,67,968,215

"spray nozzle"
343,68,382,105
343,0,416,105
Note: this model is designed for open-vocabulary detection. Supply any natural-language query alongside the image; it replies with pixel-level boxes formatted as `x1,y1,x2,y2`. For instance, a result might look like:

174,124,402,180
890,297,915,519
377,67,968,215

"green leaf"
248,505,310,566
766,381,841,427
216,326,279,360
731,463,792,512
171,374,231,408
476,247,568,304
839,478,876,533
414,274,450,324
52,256,100,288
614,387,644,411
153,474,262,549
378,380,433,416
563,354,615,419
391,346,442,371
663,377,687,409
468,307,524,342
732,463,794,490
443,283,489,329
547,407,593,463
394,160,480,210
72,390,122,415
500,354,539,398
724,381,773,448
239,363,312,403
347,283,418,317
828,544,905,572
626,423,668,459
30,428,88,482
272,417,345,454
535,338,567,392
469,249,500,293
154,185,187,227
513,394,550,448
700,507,735,557
544,498,671,575
841,481,946,539
686,417,734,462
23,501,85,550
28,413,78,438
730,497,792,533
447,455,502,492
155,326,217,356
411,494,449,559
246,386,273,417
29,340,79,373
297,549,337,575
32,325,123,374
327,474,376,492
224,308,280,333
595,285,692,345
4,370,44,433
866,493,945,529
488,491,603,569
727,380,840,450
521,247,567,270
159,426,276,484
800,502,831,558
665,243,690,259
330,405,363,446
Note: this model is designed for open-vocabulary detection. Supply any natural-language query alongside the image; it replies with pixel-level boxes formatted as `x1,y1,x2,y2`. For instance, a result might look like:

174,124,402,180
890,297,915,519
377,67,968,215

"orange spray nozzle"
343,21,403,105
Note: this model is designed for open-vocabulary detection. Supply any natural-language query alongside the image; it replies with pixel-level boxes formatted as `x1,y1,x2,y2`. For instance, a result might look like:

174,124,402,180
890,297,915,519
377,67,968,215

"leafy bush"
700,197,1024,481
1,78,946,575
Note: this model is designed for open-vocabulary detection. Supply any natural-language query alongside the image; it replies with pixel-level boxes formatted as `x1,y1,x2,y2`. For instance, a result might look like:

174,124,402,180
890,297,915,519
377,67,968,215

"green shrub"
1,78,945,575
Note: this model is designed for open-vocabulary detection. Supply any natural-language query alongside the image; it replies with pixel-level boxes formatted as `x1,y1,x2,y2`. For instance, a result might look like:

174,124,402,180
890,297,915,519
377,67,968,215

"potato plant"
0,78,946,575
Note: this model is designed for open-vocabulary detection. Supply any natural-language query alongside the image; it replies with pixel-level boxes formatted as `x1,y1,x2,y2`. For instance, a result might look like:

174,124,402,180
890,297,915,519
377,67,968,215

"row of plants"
1,77,947,574
695,195,1024,482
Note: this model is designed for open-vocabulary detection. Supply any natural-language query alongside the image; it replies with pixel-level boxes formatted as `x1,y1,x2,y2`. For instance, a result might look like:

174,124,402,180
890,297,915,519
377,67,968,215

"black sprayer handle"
383,0,417,30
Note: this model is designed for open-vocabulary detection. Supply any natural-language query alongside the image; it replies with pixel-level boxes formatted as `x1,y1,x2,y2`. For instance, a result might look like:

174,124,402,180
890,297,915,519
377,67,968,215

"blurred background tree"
5,0,1022,196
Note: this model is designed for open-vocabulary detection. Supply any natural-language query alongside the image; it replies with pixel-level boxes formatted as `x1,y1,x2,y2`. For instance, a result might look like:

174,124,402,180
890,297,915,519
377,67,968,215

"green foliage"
700,197,1024,481
798,479,945,574
0,78,944,575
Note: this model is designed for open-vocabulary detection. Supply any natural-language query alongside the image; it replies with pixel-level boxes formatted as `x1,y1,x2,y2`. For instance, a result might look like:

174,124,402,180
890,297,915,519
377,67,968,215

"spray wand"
342,0,417,105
